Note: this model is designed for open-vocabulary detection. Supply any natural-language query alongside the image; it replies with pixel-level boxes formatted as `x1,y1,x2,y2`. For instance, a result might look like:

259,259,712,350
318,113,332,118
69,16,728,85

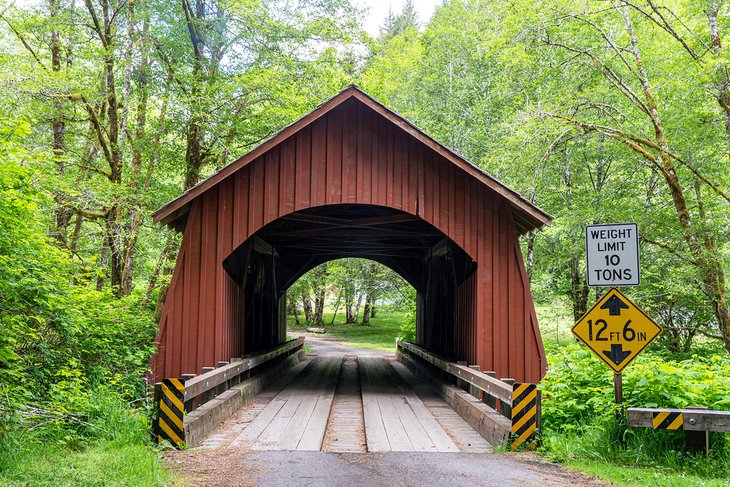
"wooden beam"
183,338,303,401
397,340,513,405
628,408,730,432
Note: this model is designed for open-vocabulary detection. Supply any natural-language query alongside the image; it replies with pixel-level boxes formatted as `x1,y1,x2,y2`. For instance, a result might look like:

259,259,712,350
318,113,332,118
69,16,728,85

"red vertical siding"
152,98,546,384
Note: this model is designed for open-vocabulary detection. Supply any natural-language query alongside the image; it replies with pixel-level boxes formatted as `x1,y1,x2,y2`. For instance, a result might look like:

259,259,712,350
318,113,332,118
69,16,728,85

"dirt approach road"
166,336,607,486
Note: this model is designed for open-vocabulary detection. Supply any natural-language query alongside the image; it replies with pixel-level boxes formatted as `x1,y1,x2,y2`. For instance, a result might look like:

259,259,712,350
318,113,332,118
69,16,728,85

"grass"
0,395,175,487
287,309,406,352
0,439,173,487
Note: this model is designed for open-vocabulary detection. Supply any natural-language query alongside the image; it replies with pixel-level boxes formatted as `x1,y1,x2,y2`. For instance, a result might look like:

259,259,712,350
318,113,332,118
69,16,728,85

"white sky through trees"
352,0,440,36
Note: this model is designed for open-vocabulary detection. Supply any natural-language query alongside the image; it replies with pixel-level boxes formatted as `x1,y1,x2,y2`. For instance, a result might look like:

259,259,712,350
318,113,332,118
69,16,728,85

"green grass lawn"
287,309,407,352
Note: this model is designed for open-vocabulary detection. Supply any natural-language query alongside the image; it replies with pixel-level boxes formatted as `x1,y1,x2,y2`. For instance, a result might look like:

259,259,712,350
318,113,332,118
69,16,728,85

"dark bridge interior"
222,204,476,357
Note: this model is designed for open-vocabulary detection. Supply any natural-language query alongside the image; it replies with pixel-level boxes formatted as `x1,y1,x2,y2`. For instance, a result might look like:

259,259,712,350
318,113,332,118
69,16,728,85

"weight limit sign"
586,223,640,287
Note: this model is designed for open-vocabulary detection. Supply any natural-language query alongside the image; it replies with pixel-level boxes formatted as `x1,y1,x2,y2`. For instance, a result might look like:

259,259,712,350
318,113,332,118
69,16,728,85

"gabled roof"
153,85,552,234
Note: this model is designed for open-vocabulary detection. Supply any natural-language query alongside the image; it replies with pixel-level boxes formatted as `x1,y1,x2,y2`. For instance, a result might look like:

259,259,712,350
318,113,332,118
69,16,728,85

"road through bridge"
197,335,491,453
164,337,606,487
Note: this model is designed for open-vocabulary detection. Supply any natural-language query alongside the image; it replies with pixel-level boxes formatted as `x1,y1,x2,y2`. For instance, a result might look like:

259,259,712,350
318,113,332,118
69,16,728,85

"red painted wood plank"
311,118,327,208
453,170,465,248
508,223,520,378
361,106,372,204
406,139,418,215
448,163,455,237
392,129,403,210
423,149,433,225
355,101,365,204
372,113,386,205
439,158,449,234
295,127,311,210
325,107,342,205
497,200,510,377
264,147,280,225
182,224,199,376
217,180,234,361
280,137,296,215
249,157,265,235
417,145,425,218
233,168,249,249
477,189,490,372
385,123,394,207
219,177,234,259
200,191,219,365
344,103,358,203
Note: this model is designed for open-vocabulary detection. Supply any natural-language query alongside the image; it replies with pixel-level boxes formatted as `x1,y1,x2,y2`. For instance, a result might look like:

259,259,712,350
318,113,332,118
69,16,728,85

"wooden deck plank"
296,358,342,451
390,359,492,453
230,398,287,447
253,357,338,450
231,359,321,448
368,359,431,451
359,357,390,452
387,361,459,453
362,358,412,451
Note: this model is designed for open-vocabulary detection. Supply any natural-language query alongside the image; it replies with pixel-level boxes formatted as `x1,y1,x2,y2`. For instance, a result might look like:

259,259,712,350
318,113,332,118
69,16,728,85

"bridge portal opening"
285,257,415,350
221,204,477,359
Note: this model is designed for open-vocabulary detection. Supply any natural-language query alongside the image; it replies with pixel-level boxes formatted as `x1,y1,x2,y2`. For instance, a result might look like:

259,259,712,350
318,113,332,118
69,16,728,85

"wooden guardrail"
155,337,305,448
628,406,730,454
396,340,540,449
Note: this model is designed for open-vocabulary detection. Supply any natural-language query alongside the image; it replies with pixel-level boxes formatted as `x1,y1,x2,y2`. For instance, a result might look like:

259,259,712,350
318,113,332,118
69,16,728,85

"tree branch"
0,12,48,71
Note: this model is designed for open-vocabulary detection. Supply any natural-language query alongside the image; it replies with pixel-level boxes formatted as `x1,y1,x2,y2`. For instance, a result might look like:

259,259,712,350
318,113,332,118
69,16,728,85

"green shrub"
540,343,730,482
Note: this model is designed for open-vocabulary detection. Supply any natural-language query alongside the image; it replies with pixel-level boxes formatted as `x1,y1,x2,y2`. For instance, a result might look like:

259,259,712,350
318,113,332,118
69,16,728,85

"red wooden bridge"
150,86,551,450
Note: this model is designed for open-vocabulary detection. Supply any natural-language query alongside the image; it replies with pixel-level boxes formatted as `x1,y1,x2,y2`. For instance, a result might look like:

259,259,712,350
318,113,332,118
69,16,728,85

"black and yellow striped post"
511,383,538,450
157,378,186,448
652,411,683,430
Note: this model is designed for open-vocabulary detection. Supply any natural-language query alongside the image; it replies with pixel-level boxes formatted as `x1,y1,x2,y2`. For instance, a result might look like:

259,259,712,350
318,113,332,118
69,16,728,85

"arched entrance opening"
221,204,476,358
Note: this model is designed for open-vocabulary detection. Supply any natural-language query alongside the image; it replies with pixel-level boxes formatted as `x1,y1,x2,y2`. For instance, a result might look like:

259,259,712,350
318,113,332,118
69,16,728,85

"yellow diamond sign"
572,288,662,373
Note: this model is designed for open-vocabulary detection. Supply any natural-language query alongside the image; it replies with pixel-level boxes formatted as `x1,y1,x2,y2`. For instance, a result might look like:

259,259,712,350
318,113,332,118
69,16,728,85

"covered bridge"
151,86,552,384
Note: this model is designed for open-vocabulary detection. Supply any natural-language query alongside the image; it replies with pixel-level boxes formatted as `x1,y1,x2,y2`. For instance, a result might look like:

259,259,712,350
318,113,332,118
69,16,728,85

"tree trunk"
313,287,325,325
301,294,314,324
569,253,588,322
353,294,363,323
622,7,730,353
50,0,71,245
362,295,371,325
120,11,149,296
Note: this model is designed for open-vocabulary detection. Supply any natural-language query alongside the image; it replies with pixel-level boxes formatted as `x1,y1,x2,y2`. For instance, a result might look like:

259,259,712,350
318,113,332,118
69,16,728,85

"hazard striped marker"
652,411,684,430
158,378,186,448
511,383,538,450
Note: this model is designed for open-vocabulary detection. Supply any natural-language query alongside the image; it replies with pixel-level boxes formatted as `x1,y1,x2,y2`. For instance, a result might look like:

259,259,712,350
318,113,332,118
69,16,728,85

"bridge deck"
199,353,492,453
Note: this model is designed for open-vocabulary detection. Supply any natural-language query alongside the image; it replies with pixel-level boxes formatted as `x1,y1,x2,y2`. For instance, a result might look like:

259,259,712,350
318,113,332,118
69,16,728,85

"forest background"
0,0,728,485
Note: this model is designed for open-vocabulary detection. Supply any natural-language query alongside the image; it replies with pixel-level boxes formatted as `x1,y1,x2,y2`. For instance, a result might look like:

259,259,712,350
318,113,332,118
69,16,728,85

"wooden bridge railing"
155,337,305,448
628,406,730,454
396,340,540,449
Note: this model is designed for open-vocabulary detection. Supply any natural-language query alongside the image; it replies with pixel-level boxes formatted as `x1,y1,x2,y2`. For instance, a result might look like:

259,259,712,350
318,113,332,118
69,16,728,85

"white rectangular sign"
586,223,640,287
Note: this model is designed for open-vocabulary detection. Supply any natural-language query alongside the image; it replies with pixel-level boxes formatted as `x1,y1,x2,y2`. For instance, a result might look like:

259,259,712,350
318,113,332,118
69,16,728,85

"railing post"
181,374,196,412
156,378,186,448
500,378,514,418
483,371,497,409
685,406,709,454
468,365,481,399
510,382,538,451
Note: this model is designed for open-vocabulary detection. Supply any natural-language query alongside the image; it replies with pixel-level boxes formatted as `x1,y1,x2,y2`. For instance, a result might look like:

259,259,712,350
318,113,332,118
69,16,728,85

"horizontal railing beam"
183,337,304,401
397,340,513,404
628,407,730,432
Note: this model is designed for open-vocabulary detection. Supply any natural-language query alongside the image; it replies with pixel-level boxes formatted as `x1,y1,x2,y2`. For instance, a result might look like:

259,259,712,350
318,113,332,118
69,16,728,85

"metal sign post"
582,223,645,405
